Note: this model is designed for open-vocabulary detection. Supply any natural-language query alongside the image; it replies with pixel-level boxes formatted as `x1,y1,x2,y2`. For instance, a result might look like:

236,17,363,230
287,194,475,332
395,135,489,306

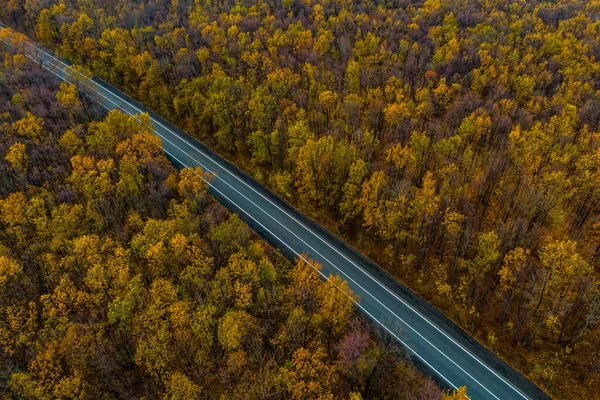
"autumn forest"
1,0,600,398
0,45,449,398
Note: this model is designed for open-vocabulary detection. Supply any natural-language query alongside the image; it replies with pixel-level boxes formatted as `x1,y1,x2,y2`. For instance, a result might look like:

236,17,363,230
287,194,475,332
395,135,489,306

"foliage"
4,0,600,396
0,56,436,399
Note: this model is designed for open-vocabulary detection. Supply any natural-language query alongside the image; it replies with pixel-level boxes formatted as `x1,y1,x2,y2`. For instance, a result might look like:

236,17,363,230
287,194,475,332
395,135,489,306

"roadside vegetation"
0,53,443,399
2,0,600,397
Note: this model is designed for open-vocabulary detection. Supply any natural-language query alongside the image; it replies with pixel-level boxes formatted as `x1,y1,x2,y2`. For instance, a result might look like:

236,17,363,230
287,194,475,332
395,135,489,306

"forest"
1,0,600,398
0,49,449,398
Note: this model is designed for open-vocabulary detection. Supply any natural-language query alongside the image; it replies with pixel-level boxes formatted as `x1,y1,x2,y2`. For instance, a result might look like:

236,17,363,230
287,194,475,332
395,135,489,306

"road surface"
0,25,550,400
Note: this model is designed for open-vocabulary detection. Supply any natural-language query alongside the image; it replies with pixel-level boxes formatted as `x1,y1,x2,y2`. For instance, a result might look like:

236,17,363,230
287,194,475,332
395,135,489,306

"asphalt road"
0,25,551,400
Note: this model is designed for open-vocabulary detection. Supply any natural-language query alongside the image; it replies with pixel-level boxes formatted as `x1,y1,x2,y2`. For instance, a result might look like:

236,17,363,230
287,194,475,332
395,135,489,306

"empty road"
0,25,550,400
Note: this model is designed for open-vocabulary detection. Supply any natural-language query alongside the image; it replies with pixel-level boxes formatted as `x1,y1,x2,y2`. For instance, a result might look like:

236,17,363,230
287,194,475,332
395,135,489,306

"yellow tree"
177,167,211,204
4,142,28,172
0,301,37,357
86,120,117,155
162,371,202,400
217,310,256,352
35,9,57,46
411,171,440,225
340,159,368,224
460,231,501,306
345,60,360,94
67,155,116,201
537,240,591,311
443,386,470,400
276,258,323,349
497,247,530,322
0,192,27,245
12,112,44,143
296,136,357,210
133,279,182,382
386,142,415,173
116,131,164,166
280,347,335,400
532,240,592,343
0,255,23,291
212,250,260,310
315,275,357,352
288,258,322,311
58,129,84,155
359,171,388,234
56,82,82,109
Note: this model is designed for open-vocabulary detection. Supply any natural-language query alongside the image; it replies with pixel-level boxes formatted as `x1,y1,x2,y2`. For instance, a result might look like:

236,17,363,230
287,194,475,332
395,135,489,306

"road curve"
0,25,551,400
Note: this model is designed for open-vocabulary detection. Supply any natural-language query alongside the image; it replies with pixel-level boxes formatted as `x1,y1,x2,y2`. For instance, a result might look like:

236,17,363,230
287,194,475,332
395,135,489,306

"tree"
210,214,251,260
337,323,370,385
0,54,432,399
12,112,44,143
340,158,368,224
497,247,531,322
359,171,388,234
133,279,180,381
67,155,116,201
295,136,357,211
443,386,470,400
411,171,439,221
204,66,238,152
460,231,501,305
177,167,211,205
288,257,322,312
386,142,415,172
531,240,592,342
218,310,256,352
163,371,202,400
345,60,360,94
4,142,28,172
56,82,81,109
280,347,335,400
315,274,357,352
58,129,84,155
35,9,56,46
285,119,314,168
0,255,23,290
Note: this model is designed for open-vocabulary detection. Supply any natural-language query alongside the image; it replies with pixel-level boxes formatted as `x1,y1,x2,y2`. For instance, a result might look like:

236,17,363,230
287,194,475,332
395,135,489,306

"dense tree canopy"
2,0,600,397
0,51,440,399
